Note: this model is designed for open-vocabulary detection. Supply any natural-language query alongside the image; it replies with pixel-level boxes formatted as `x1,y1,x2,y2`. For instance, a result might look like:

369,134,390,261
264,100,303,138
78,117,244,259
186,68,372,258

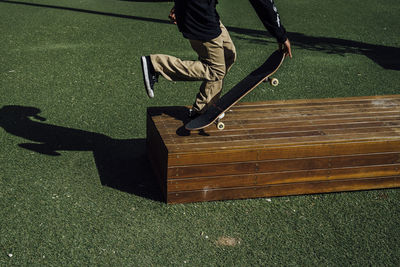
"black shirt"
175,0,221,41
174,0,287,43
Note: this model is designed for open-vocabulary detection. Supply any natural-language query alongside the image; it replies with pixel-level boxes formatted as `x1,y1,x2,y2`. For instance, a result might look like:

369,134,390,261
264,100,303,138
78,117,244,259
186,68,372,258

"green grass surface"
1,0,399,265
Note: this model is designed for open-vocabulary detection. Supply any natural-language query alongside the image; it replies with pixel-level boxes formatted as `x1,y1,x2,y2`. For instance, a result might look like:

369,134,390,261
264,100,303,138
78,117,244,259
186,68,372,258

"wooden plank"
167,132,400,151
230,95,400,108
152,96,400,127
146,95,400,203
157,107,400,128
168,140,400,166
168,152,400,179
167,176,400,204
152,96,400,151
157,103,400,122
168,131,400,152
157,117,400,142
159,116,400,136
151,95,400,125
161,122,400,145
168,164,400,192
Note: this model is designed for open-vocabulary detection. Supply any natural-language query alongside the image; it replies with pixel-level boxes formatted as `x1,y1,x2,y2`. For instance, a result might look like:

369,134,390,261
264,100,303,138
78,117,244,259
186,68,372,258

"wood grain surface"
147,95,400,203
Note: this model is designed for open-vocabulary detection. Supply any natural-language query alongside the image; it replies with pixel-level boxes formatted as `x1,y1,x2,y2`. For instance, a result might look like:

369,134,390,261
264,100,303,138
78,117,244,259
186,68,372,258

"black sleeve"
248,0,288,43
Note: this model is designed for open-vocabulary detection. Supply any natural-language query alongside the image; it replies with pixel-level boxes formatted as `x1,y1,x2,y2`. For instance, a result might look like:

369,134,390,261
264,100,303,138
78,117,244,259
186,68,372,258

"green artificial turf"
1,0,399,265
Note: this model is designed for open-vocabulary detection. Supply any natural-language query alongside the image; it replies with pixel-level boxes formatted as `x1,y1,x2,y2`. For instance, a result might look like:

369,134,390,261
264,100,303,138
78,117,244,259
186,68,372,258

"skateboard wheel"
217,122,225,130
270,78,279,87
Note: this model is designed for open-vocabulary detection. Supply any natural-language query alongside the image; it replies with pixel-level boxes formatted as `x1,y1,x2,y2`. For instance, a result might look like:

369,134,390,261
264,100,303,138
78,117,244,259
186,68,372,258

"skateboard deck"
185,49,285,131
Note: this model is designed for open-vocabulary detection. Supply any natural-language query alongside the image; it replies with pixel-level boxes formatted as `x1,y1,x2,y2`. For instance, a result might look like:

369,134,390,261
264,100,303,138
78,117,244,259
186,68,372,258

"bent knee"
210,65,226,81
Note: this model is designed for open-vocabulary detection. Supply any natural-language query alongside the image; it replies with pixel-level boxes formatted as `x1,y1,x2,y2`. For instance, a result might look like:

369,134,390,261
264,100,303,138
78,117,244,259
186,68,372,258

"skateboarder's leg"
221,23,237,73
192,23,236,113
192,80,222,113
149,31,227,82
149,54,223,82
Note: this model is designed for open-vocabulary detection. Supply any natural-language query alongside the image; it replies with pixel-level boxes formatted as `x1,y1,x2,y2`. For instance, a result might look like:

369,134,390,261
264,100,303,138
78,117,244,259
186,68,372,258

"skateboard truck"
264,77,279,86
215,112,225,130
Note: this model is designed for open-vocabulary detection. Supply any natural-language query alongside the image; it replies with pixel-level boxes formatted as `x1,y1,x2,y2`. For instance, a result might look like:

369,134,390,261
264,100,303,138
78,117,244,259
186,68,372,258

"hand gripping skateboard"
185,49,285,131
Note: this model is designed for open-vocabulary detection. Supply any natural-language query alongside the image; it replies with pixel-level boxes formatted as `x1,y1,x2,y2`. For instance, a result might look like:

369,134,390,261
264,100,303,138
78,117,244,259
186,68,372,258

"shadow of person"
228,27,400,71
0,105,162,202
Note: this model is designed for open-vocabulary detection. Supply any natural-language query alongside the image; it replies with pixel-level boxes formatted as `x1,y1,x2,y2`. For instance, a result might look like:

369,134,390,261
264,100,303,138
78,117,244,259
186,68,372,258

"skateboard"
185,49,285,131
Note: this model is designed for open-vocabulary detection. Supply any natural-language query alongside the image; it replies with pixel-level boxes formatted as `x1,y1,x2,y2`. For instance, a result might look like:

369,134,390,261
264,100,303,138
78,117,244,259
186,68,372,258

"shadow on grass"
120,0,173,2
1,0,399,70
0,105,163,202
0,0,170,24
228,27,400,71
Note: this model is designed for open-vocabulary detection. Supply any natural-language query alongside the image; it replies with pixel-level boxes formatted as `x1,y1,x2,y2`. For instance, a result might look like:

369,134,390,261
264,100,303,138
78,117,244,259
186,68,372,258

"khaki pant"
150,23,236,112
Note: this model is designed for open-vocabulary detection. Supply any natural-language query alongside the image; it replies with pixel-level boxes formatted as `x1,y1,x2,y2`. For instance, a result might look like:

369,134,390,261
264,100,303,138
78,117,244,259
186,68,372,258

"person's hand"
279,39,292,59
168,7,177,24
